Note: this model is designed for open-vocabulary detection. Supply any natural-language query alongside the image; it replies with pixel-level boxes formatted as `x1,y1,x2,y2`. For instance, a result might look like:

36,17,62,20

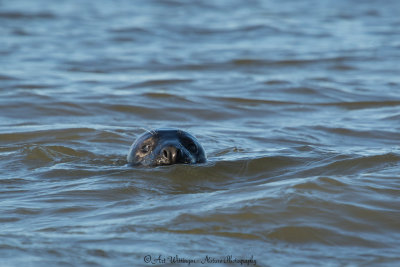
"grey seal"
127,129,206,166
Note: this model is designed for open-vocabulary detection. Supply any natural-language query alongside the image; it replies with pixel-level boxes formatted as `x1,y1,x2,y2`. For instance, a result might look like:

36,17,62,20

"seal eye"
140,144,151,154
187,142,198,153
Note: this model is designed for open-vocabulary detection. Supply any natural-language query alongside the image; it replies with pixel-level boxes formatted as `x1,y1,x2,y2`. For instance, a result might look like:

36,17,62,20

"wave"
0,11,56,20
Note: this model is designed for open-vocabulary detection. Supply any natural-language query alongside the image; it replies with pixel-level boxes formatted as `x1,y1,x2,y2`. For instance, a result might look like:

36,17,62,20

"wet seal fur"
127,129,206,166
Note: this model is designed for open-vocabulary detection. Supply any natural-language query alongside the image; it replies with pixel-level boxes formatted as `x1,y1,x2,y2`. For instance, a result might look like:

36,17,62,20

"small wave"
108,26,149,34
323,153,400,175
230,56,360,67
11,29,31,36
0,11,56,20
264,79,291,85
329,64,357,71
107,104,157,116
205,96,295,105
0,127,94,145
318,100,400,110
118,79,193,89
0,74,18,81
383,113,400,121
11,83,56,90
123,155,306,194
312,125,400,141
13,207,42,215
22,145,93,166
266,225,382,247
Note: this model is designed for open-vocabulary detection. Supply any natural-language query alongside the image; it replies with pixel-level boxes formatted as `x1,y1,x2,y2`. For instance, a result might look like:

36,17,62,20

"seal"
127,129,206,166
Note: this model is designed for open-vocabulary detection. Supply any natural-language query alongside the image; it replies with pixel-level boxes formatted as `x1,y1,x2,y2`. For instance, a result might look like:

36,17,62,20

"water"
1,0,400,266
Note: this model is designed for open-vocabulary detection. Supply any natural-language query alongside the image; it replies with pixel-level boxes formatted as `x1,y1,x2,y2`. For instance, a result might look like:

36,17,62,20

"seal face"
127,129,206,166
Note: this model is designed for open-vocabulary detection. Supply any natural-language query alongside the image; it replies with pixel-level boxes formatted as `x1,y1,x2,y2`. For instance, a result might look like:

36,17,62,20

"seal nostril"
163,148,169,158
161,146,178,164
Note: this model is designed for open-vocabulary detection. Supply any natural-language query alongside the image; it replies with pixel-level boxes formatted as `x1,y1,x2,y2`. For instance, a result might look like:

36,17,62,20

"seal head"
127,129,206,166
